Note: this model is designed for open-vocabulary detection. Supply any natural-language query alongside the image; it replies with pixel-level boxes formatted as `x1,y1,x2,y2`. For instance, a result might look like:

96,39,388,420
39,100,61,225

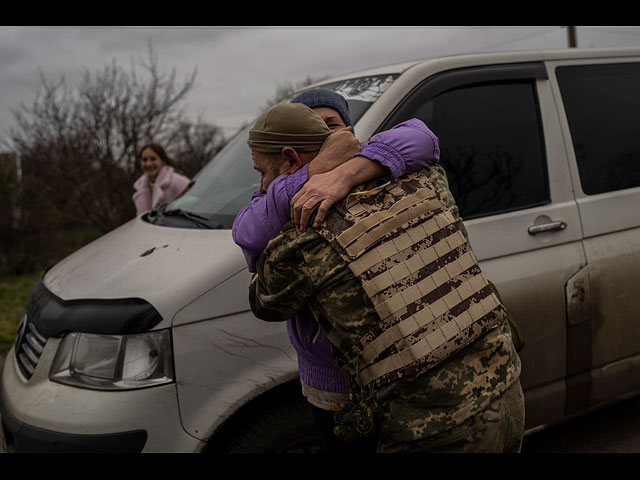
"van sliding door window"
557,62,640,195
384,78,549,220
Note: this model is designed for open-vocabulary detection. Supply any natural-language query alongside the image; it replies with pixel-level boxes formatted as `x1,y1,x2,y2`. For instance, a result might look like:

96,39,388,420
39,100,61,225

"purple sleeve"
232,166,308,272
233,119,439,271
357,118,440,181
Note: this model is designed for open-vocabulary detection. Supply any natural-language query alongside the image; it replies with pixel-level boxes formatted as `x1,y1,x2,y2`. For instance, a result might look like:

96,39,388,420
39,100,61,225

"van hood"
42,217,248,330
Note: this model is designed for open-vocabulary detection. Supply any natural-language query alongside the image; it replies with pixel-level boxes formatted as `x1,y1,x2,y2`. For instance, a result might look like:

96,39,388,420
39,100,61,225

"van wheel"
208,385,323,453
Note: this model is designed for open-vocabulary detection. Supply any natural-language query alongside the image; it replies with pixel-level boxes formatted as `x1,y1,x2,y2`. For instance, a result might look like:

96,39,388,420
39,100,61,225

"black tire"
208,384,323,453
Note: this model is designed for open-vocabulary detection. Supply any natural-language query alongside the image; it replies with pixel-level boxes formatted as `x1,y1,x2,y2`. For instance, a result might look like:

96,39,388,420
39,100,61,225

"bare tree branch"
7,45,220,234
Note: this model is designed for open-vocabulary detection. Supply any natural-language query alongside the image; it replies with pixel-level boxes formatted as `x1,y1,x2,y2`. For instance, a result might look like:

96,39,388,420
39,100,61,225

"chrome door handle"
528,221,567,236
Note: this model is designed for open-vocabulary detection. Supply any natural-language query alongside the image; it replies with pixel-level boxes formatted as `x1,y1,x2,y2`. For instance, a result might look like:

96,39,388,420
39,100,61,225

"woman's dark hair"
139,143,175,167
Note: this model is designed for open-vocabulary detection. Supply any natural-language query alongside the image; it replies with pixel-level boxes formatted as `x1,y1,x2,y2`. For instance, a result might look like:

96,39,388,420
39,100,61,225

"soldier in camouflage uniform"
247,103,525,453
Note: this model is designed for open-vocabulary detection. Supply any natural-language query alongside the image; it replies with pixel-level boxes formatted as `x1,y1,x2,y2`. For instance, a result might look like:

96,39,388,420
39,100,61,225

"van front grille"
14,316,48,380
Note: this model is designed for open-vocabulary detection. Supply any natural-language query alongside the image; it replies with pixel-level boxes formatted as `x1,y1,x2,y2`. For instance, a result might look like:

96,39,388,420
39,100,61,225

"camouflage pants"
377,379,525,453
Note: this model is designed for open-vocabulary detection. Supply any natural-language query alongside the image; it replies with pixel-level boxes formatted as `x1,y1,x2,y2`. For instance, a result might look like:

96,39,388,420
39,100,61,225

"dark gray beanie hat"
291,89,352,128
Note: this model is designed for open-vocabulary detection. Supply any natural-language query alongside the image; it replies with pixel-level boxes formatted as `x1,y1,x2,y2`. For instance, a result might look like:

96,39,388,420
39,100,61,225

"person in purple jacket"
232,90,440,452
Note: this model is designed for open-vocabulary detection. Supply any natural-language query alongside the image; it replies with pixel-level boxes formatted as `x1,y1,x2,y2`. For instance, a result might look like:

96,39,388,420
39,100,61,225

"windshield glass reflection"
147,74,399,229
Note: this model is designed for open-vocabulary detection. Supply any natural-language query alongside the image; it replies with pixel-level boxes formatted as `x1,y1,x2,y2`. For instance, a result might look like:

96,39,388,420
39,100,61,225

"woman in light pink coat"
132,143,191,215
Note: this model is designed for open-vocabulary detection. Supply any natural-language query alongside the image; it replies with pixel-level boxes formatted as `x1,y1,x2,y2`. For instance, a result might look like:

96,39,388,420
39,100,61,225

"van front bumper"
0,397,147,453
0,341,204,453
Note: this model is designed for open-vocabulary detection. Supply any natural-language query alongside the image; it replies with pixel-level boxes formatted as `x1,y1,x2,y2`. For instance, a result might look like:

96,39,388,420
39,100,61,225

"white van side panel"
547,56,640,413
172,311,298,442
172,268,255,326
584,229,640,364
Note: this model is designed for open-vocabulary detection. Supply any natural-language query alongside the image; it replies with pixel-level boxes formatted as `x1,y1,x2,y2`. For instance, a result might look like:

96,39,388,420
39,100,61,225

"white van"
2,47,640,452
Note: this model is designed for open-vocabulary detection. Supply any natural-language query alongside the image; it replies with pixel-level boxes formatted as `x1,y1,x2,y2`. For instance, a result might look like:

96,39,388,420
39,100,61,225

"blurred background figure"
133,143,190,215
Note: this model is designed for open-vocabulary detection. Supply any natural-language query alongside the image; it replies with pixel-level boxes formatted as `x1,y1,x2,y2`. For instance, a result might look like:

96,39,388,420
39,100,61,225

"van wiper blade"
145,204,221,229
162,208,222,229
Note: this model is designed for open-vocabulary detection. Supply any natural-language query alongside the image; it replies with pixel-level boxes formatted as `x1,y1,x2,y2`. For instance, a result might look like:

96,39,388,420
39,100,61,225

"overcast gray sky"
2,26,639,142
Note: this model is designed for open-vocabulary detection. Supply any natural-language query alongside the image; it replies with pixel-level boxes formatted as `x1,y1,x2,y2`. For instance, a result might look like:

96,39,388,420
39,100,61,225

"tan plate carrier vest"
315,168,507,390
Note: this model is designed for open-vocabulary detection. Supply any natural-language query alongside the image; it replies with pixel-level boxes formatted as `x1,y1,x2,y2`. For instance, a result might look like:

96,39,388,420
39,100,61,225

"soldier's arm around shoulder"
248,225,318,322
249,274,288,322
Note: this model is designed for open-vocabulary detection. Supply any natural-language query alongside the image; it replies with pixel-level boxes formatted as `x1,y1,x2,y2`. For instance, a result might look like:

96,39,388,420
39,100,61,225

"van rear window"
557,62,640,195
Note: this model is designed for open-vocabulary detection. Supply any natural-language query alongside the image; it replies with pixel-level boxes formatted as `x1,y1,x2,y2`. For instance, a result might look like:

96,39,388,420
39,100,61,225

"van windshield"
146,74,398,229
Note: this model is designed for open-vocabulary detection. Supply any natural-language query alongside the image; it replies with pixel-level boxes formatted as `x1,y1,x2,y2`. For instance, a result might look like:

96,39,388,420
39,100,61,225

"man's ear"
280,147,302,174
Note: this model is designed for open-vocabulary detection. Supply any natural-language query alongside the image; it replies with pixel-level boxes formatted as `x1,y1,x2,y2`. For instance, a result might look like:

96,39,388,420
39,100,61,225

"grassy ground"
0,272,41,355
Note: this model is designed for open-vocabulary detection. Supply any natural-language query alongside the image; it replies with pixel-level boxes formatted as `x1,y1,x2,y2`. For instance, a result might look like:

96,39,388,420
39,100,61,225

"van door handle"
528,220,567,236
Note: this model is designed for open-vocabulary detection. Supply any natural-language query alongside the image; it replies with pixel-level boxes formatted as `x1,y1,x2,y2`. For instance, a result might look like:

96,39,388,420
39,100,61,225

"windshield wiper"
148,204,222,229
163,208,222,229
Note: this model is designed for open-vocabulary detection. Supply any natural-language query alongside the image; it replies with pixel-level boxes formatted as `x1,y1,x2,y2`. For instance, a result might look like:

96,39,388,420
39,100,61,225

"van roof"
310,46,640,85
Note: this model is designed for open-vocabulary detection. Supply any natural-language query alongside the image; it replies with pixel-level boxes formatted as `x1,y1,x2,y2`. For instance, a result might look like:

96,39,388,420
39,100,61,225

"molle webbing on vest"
315,169,506,389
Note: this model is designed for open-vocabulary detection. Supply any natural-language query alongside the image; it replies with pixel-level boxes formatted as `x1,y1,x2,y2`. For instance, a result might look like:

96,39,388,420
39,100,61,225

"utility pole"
567,26,577,48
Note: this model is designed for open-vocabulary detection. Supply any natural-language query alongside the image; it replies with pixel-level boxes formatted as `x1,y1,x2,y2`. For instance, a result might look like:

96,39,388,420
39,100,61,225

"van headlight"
50,330,174,390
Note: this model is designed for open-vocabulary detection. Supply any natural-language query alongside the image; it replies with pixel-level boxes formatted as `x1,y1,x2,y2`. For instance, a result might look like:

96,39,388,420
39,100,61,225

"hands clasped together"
291,127,386,232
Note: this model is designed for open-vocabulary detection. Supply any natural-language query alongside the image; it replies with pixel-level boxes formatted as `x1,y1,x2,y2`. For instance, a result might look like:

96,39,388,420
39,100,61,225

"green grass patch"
0,272,41,355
